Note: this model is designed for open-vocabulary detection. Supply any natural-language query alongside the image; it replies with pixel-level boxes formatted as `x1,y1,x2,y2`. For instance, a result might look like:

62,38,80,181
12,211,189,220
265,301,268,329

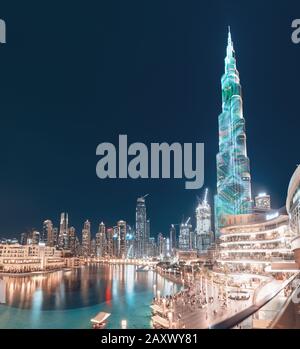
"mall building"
286,165,300,267
217,209,297,275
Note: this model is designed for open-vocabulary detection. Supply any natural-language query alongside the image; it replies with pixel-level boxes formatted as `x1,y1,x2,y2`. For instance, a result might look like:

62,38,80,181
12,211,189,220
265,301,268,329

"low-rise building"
0,244,65,273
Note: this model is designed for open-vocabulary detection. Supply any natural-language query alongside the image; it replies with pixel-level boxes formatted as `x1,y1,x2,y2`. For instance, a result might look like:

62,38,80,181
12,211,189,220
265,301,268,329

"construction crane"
138,193,149,200
185,217,191,225
203,188,208,204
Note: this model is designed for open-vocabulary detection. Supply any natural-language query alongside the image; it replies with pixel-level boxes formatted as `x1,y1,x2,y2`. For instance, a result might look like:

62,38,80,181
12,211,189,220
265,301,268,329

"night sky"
0,0,300,238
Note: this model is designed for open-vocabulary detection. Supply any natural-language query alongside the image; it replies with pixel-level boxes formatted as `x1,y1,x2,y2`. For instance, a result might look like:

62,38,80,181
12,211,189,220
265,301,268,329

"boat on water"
90,312,111,329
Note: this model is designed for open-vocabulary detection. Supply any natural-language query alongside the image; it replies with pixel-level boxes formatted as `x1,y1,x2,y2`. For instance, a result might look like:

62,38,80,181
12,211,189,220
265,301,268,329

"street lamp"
162,298,166,315
167,311,173,329
121,319,127,329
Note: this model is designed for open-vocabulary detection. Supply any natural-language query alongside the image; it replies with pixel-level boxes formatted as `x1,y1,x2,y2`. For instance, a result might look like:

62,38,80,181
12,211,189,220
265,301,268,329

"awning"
90,312,111,324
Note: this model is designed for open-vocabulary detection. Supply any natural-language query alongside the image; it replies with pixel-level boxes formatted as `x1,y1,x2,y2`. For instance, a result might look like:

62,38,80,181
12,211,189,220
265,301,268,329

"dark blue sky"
0,0,300,238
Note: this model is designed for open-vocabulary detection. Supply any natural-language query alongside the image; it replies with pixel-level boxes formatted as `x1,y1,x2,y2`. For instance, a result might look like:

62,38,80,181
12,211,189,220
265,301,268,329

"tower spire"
226,25,234,58
228,26,232,45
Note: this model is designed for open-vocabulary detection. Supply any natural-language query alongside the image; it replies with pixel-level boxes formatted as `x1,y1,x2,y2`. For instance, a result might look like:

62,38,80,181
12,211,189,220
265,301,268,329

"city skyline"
1,1,300,332
0,2,299,238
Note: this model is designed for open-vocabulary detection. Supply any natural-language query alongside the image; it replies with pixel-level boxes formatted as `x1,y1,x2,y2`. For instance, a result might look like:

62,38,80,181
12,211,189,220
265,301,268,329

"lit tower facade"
43,219,53,246
117,220,127,259
196,189,213,252
58,212,69,249
82,219,91,257
96,222,106,257
135,195,148,258
215,28,252,236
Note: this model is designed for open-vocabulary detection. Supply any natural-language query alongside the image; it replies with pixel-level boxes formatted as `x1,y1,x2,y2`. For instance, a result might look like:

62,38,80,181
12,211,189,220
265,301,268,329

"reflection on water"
0,264,179,329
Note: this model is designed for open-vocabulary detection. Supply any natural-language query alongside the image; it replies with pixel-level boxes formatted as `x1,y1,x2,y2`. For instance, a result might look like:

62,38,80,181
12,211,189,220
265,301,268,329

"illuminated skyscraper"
82,219,91,257
43,219,53,246
68,226,76,255
169,224,177,254
215,28,252,236
58,212,69,249
179,219,192,250
106,228,114,257
135,195,148,258
196,189,213,252
117,220,127,258
157,233,164,257
96,222,106,257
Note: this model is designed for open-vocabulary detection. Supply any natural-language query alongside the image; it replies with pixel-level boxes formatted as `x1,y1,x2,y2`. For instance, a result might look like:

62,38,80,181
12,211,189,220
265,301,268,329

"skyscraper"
43,220,53,246
32,230,40,245
179,220,192,250
68,226,76,255
196,189,213,252
90,238,96,256
157,233,164,257
82,220,91,257
215,28,252,236
135,195,148,258
106,228,114,257
117,220,127,259
58,212,69,249
169,224,177,252
146,219,150,256
96,222,106,257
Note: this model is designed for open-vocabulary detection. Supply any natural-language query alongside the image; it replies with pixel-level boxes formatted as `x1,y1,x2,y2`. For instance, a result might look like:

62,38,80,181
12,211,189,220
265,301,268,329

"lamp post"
121,319,127,329
162,298,166,315
168,311,173,329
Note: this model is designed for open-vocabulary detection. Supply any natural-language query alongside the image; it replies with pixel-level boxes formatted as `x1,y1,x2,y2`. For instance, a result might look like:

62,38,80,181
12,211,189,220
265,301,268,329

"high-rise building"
96,222,106,257
148,237,157,257
75,236,81,256
68,226,76,255
214,28,252,237
53,227,58,247
135,195,148,258
157,233,164,257
20,232,27,245
82,220,91,257
179,220,192,250
255,193,271,212
32,230,40,245
195,189,213,252
90,238,96,257
106,228,114,257
58,212,69,249
43,220,54,246
117,220,127,259
125,224,135,258
169,224,177,252
112,226,119,257
146,219,150,256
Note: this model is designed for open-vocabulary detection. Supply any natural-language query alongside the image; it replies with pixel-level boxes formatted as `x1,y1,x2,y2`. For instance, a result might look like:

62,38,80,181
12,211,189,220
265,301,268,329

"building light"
266,212,279,220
